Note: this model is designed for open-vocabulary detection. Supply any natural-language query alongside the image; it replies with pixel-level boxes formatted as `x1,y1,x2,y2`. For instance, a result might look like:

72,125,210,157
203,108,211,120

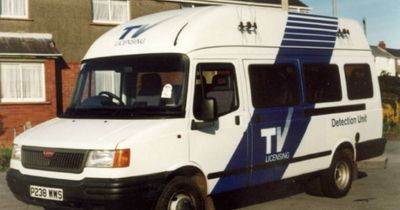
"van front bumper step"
6,169,169,209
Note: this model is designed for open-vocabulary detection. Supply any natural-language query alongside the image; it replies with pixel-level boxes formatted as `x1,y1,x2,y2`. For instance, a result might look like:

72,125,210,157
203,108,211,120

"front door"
189,60,251,194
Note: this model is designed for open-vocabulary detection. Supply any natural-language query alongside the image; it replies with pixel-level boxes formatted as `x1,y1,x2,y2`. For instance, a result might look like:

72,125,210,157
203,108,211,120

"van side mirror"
191,98,217,130
200,98,217,122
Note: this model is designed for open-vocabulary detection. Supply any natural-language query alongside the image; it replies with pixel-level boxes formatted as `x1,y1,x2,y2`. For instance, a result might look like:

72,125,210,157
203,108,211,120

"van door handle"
235,116,240,125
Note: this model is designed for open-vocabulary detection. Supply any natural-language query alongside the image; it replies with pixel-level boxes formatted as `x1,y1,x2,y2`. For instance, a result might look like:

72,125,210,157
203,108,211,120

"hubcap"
169,193,195,210
334,160,351,190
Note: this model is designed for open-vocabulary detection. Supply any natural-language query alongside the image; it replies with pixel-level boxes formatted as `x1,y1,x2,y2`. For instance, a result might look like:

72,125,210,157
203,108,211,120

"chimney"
378,41,386,49
282,0,289,11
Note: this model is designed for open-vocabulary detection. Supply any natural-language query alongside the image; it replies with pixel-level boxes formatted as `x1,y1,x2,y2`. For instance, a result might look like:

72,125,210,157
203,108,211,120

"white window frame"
0,62,46,103
0,0,29,19
92,0,130,24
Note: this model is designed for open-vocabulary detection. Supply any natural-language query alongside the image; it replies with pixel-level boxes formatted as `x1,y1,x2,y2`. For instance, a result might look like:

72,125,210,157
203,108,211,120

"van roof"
83,6,370,60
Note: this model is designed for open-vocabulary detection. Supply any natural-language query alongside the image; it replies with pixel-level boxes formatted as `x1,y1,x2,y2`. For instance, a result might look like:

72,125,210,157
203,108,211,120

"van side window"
303,64,342,103
344,64,373,100
193,63,239,119
248,64,300,108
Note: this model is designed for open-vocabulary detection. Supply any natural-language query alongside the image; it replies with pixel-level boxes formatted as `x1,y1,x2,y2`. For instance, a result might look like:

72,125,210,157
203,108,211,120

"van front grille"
21,146,88,173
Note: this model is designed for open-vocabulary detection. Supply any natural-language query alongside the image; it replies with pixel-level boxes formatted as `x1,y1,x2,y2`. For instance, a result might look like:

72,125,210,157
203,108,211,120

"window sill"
0,101,51,106
0,17,33,22
90,22,120,27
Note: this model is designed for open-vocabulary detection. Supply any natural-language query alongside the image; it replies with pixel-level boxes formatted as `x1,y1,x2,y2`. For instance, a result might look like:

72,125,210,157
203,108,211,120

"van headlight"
86,149,130,168
12,144,22,160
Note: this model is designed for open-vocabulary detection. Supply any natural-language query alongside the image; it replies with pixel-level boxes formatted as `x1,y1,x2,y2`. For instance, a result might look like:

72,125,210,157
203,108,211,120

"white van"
7,6,386,210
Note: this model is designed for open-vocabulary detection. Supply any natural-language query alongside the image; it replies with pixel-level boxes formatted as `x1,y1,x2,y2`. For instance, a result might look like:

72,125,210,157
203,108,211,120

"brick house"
0,0,308,146
0,32,60,146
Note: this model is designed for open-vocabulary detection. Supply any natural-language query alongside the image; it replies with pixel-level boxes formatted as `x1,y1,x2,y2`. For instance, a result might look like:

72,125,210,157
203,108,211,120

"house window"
94,70,121,96
0,0,28,18
0,63,45,103
92,0,129,24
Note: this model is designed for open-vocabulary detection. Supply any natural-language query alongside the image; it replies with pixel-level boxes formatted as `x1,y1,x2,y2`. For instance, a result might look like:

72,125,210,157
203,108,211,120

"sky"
301,0,400,49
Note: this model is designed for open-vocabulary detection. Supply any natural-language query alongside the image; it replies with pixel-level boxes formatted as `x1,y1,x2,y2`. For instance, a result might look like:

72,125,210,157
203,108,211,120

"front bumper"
6,169,168,209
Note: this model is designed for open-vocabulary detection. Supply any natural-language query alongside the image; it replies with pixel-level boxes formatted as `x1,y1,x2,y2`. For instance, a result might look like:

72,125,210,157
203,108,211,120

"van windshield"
63,54,188,119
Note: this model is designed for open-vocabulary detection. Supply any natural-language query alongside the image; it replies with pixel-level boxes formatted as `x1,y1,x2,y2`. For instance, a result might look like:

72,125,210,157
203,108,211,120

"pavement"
0,173,40,210
358,155,388,169
0,140,398,210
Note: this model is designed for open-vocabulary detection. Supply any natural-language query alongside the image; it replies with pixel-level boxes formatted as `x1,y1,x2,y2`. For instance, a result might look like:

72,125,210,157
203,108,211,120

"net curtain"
93,0,128,23
0,63,44,101
0,0,27,17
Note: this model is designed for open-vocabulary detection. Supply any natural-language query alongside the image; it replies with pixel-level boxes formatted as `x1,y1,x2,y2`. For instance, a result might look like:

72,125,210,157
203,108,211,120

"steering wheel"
98,91,124,106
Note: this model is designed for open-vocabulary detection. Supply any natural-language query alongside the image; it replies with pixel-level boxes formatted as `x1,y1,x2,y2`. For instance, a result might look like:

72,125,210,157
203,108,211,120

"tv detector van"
7,5,386,210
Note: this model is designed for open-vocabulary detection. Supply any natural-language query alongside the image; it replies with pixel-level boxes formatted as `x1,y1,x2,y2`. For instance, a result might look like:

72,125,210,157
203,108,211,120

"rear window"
344,64,373,100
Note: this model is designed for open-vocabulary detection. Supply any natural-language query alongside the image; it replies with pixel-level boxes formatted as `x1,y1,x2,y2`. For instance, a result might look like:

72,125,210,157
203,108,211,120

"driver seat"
136,73,162,106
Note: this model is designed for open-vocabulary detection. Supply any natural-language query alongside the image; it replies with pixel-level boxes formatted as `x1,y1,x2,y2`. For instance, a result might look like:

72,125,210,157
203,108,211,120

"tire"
321,149,354,198
155,176,205,210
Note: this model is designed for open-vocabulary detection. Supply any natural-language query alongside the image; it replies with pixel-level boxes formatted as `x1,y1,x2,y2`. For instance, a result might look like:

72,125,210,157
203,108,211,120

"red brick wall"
61,62,80,110
0,60,58,147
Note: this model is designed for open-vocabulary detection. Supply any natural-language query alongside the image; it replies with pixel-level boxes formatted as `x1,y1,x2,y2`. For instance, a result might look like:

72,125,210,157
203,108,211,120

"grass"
0,147,11,172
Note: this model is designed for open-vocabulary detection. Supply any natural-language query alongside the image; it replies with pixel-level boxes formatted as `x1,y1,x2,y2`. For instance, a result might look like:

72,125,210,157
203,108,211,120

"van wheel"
321,149,354,198
155,176,205,210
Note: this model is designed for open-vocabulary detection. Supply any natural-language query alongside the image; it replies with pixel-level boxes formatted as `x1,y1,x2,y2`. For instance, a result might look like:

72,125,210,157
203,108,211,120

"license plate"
30,185,63,201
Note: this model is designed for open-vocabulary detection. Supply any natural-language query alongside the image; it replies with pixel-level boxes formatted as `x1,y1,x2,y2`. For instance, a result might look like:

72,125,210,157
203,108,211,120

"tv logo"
260,108,293,163
119,25,145,40
261,127,291,163
118,16,177,40
261,127,285,154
